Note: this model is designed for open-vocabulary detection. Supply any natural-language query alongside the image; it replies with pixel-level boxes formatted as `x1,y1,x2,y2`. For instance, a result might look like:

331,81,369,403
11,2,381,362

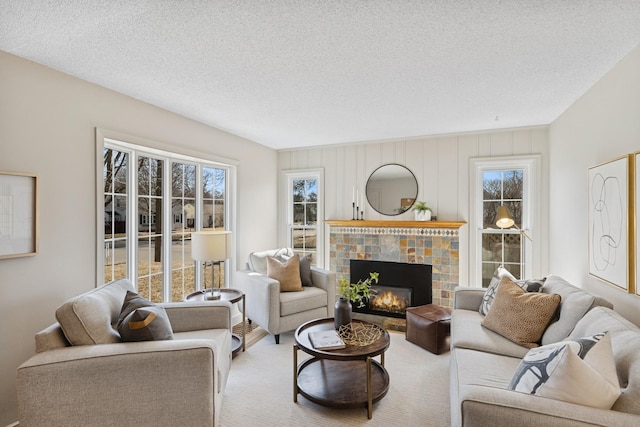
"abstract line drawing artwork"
591,173,623,271
588,156,628,290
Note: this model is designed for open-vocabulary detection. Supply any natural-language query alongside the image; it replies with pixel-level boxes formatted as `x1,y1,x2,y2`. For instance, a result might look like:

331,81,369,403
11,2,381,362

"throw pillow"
479,266,546,315
249,247,292,275
481,277,561,348
508,332,620,409
267,254,304,292
479,266,516,315
299,254,313,286
117,291,173,342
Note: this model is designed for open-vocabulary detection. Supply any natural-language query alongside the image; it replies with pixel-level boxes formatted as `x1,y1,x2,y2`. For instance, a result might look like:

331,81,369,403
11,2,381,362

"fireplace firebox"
349,259,432,318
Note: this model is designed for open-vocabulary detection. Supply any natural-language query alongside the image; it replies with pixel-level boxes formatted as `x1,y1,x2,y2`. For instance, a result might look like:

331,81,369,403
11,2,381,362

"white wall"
0,51,278,425
278,127,550,283
549,43,640,326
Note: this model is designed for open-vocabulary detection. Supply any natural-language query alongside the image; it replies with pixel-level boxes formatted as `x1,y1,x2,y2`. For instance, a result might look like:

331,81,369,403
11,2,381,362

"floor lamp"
191,230,232,300
495,205,532,241
495,205,531,278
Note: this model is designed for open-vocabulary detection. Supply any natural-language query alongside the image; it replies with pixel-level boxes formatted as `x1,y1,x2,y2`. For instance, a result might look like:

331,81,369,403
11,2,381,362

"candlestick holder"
352,202,356,220
360,210,364,220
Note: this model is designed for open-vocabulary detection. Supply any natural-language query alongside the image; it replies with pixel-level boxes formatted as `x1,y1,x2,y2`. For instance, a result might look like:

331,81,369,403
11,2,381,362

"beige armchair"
16,279,233,427
235,248,336,344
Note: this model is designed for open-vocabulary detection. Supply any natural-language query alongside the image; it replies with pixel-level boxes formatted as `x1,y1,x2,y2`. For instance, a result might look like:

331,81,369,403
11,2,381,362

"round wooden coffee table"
293,318,390,419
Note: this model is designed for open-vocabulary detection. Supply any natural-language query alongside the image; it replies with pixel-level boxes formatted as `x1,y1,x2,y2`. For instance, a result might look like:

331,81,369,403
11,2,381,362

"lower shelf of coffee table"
296,357,389,408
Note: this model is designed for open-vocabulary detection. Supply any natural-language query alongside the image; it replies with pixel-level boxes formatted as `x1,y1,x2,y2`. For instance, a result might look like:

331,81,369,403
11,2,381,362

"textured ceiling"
2,1,640,150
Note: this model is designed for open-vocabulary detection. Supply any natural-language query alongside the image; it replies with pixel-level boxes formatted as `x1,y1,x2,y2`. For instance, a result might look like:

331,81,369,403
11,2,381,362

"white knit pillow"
508,332,620,409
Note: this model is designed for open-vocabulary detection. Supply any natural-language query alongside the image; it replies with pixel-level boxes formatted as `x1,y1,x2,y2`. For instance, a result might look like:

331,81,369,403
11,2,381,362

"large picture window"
99,136,234,302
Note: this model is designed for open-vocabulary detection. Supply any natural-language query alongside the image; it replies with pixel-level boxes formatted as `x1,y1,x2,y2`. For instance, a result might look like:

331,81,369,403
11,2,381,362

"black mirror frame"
365,163,419,216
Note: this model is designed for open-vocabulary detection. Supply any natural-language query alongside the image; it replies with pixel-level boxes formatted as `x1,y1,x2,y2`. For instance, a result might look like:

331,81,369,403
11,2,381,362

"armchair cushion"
56,278,134,345
280,286,328,316
267,254,304,292
117,291,174,342
249,247,292,275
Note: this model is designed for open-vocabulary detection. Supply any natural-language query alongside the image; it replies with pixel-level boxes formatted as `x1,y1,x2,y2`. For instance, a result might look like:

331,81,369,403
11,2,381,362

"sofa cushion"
248,247,292,275
540,275,612,345
451,309,530,358
267,254,304,292
568,306,640,415
117,291,174,342
479,266,545,316
482,278,561,348
509,332,620,409
55,279,134,345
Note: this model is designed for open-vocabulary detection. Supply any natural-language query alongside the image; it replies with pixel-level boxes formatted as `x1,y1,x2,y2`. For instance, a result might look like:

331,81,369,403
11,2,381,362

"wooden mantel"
325,220,466,229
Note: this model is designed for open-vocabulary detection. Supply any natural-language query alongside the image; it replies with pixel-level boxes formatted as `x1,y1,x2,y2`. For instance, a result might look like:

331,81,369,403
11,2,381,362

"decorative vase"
334,298,352,329
414,210,431,221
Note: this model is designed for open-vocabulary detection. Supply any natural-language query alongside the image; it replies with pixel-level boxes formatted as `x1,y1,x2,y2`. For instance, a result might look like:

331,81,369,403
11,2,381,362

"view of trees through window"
103,144,228,302
481,170,524,286
291,178,318,263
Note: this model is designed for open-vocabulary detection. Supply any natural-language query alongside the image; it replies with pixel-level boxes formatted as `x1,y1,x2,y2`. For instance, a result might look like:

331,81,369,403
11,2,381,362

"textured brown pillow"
482,277,561,348
267,254,303,292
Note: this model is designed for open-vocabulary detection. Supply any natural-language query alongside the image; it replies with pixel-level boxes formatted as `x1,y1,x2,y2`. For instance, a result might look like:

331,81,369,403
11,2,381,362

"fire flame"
370,291,407,312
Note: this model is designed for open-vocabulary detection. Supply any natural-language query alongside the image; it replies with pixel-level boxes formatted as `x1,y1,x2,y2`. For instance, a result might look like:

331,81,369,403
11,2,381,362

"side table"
184,288,246,354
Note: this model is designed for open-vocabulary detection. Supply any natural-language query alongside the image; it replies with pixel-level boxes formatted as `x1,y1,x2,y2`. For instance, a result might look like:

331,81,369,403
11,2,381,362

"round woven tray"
338,322,383,346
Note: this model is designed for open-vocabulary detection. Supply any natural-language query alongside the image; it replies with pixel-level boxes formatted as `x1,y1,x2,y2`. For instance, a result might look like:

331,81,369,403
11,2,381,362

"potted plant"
335,272,379,329
412,201,432,221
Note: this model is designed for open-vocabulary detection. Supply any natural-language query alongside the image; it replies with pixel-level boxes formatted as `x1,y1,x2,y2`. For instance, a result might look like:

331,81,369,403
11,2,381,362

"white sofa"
16,279,233,427
449,275,640,426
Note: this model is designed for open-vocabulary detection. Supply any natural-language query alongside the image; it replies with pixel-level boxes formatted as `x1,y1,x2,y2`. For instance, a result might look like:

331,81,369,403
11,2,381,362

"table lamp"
191,230,232,300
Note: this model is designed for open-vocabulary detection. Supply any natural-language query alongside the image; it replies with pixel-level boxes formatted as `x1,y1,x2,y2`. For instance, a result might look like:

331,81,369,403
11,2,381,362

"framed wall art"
0,171,38,259
635,151,640,296
588,155,630,291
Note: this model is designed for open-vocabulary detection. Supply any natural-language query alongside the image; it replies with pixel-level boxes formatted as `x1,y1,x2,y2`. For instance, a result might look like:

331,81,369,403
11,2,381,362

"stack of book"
308,329,346,350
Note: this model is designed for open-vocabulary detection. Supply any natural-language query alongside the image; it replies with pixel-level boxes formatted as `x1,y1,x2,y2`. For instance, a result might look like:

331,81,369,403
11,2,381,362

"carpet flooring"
219,329,451,426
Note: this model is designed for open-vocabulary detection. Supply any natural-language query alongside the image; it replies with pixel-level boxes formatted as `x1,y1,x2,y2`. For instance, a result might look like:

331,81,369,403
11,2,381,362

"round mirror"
366,164,418,216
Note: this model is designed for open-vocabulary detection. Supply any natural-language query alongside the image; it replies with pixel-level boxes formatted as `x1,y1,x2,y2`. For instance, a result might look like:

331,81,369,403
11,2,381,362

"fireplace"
350,259,432,318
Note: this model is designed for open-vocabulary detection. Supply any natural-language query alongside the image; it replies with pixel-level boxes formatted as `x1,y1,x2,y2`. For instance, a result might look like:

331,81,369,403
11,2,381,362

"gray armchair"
235,248,336,344
16,279,233,426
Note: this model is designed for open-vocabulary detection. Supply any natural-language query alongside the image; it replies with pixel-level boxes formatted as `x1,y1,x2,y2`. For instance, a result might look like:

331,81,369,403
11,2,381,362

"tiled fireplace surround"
327,220,464,308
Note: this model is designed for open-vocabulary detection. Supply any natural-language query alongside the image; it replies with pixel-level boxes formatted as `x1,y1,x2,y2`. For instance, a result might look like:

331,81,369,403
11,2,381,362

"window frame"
281,168,324,267
96,128,238,300
469,155,541,286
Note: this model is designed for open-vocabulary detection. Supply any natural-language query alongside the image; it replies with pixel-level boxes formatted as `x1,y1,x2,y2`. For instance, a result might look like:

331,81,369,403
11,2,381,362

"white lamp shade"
191,231,232,261
495,205,515,229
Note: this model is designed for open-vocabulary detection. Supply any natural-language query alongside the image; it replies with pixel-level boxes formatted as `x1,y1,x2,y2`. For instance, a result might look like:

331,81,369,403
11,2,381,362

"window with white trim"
283,169,323,266
101,138,233,302
470,156,539,287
